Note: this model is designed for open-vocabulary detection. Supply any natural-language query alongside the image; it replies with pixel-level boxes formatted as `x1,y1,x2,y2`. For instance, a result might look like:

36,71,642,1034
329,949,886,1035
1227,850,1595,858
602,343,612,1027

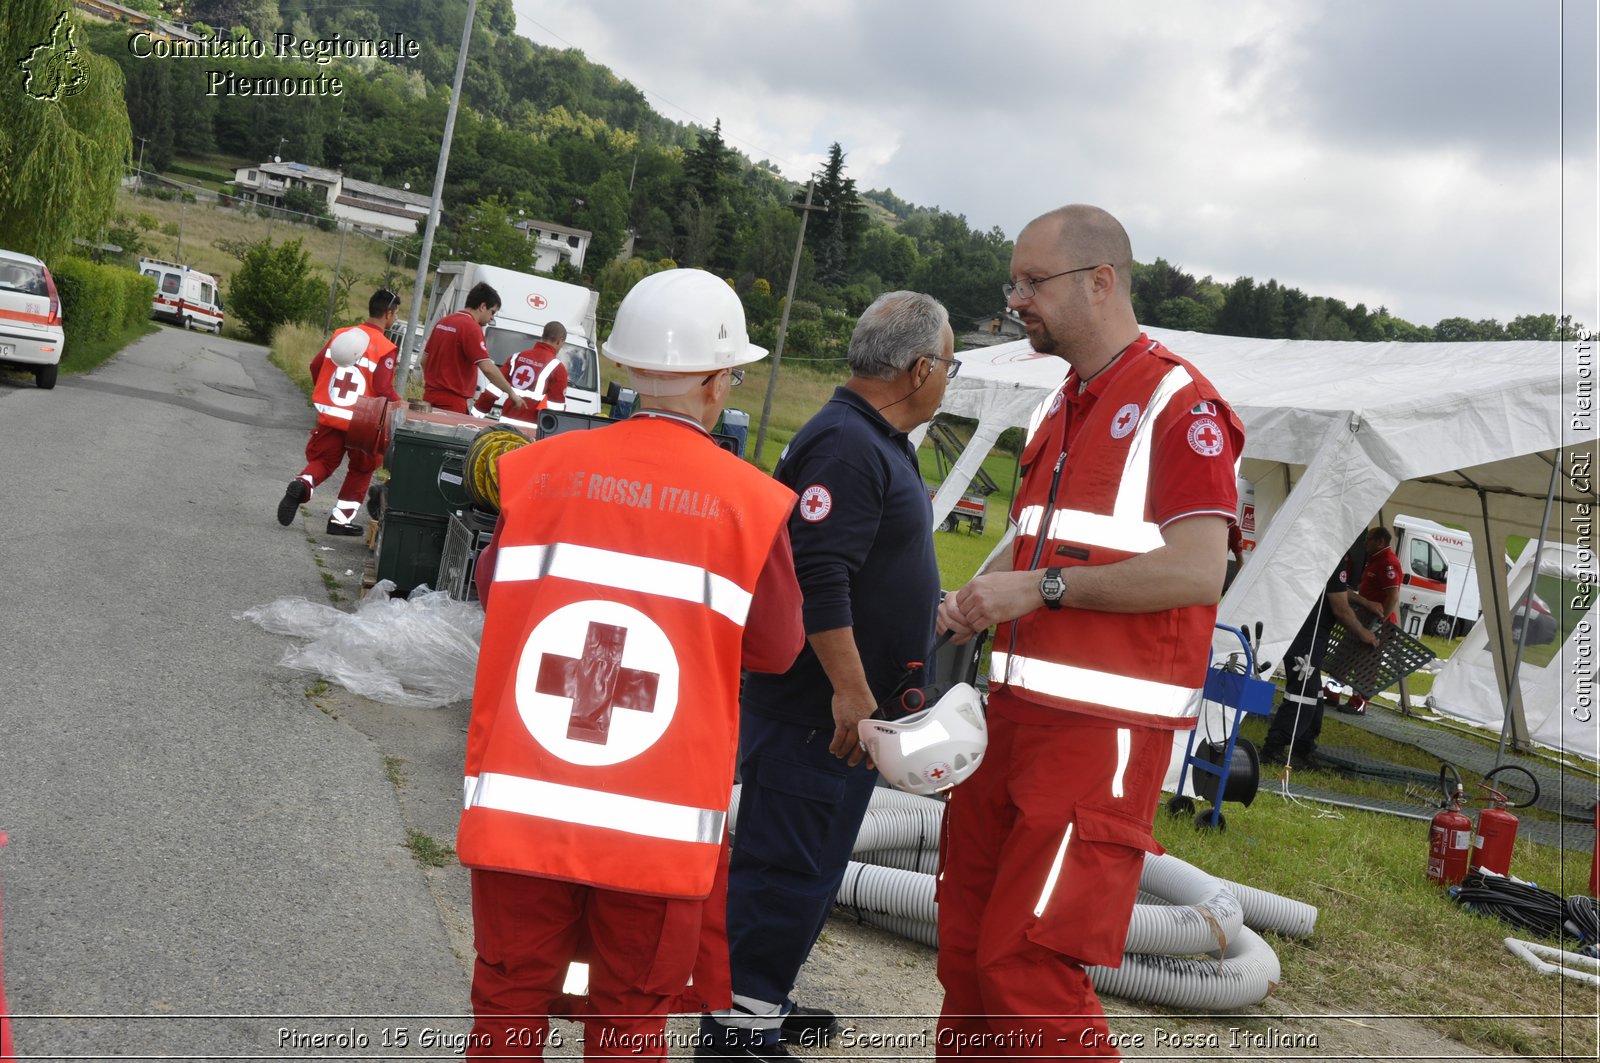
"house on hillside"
514,219,591,272
76,0,204,43
231,162,428,238
964,310,1028,346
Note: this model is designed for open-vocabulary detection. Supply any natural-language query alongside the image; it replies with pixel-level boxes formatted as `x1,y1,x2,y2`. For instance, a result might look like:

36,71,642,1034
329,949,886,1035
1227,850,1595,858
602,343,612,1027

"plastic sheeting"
237,581,483,708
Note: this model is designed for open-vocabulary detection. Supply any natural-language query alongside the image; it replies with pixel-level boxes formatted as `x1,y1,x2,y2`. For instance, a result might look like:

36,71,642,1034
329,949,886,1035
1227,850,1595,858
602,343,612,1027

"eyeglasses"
927,354,962,380
701,367,745,387
1002,264,1103,302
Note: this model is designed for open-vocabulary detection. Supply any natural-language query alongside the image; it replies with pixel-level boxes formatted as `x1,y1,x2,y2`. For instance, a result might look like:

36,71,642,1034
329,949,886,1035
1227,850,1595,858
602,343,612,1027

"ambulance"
139,257,225,333
421,261,601,416
1390,515,1555,643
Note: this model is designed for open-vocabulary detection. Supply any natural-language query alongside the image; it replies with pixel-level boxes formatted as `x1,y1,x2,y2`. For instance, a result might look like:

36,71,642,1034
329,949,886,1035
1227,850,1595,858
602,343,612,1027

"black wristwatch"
1039,567,1066,610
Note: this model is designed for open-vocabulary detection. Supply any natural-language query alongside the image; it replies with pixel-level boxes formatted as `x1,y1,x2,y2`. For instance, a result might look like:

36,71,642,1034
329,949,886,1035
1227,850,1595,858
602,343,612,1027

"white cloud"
511,0,1597,328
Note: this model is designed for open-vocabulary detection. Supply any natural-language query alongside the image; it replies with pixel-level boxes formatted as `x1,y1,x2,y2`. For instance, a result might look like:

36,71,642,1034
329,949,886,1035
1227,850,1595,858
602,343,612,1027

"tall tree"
801,143,864,286
0,2,131,261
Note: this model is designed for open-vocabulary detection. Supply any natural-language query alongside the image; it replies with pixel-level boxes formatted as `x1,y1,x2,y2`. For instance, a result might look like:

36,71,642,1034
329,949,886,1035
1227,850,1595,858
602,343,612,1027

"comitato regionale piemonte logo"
21,11,89,102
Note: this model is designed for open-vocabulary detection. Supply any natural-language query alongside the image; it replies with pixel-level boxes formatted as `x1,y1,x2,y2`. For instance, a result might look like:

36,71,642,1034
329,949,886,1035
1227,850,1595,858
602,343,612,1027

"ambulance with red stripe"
0,249,65,390
1392,515,1554,643
139,257,224,333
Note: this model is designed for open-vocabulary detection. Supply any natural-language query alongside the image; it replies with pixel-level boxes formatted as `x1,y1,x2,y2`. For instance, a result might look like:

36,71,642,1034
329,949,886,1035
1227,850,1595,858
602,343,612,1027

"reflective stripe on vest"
990,650,1202,720
314,403,354,421
532,356,563,400
464,772,725,844
1041,365,1193,554
494,542,754,625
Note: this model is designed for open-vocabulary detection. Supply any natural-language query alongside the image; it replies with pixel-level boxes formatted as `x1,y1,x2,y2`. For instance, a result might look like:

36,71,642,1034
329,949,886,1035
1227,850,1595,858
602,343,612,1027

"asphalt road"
0,328,472,1060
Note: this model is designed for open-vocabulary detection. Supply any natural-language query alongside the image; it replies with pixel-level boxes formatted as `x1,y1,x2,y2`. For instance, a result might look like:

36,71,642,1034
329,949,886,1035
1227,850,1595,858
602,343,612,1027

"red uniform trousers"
297,425,381,514
467,869,705,1063
936,698,1169,1061
423,387,471,415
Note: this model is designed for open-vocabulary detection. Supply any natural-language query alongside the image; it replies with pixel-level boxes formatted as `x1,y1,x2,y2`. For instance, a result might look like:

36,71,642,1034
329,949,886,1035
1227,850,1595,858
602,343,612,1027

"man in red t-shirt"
472,320,569,418
1354,526,1402,623
421,281,531,416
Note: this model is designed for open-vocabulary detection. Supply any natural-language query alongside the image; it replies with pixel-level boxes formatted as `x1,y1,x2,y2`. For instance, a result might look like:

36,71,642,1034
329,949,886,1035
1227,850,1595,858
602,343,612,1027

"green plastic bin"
375,510,450,597
385,419,481,518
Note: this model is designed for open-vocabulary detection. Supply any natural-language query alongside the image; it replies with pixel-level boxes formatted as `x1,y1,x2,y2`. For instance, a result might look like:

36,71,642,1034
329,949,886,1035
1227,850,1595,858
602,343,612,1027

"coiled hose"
463,425,533,511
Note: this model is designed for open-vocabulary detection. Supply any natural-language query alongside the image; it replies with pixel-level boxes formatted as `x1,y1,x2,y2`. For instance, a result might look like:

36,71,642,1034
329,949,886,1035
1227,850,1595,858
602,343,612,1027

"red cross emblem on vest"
536,622,660,745
331,366,364,403
1110,402,1141,439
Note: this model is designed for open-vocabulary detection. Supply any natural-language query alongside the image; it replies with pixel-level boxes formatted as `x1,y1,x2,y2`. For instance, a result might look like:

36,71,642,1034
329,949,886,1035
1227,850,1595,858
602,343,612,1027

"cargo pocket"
1024,803,1159,968
736,755,848,877
638,896,705,996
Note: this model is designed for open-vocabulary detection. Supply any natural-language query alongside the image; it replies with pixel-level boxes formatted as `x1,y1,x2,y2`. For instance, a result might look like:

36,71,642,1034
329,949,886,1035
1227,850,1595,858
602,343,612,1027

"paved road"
0,329,471,1059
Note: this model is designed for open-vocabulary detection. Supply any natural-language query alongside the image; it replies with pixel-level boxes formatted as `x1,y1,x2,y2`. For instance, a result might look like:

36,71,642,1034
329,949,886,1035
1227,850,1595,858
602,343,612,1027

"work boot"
780,1005,839,1046
326,519,364,537
1260,743,1287,766
277,479,310,526
696,1016,799,1062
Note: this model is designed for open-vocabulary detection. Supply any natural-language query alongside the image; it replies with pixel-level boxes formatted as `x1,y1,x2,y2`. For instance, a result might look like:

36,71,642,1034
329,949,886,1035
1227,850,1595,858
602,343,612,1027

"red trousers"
423,387,470,414
467,869,704,1063
298,425,380,511
936,699,1169,1060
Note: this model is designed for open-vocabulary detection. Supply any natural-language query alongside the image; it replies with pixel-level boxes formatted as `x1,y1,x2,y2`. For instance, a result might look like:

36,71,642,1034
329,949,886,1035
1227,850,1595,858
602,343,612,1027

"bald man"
934,205,1245,1058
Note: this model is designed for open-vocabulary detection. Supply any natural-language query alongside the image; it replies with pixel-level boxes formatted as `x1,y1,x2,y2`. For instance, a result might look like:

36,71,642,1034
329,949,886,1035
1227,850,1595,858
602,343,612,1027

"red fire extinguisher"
1427,764,1472,886
1470,764,1540,878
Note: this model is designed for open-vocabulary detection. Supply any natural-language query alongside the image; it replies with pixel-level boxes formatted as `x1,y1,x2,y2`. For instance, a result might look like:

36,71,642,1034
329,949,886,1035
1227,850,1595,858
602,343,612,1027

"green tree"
229,237,327,342
802,143,865,287
1152,296,1215,333
449,195,533,271
0,3,132,262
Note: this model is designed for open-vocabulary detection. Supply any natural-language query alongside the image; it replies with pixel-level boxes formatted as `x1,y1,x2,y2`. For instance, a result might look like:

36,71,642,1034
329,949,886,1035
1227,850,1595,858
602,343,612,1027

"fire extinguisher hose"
1456,869,1600,943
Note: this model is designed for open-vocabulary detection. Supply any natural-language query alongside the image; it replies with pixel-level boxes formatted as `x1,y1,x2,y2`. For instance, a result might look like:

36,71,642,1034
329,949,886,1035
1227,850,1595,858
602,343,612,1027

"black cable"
1565,895,1600,944
1453,870,1571,940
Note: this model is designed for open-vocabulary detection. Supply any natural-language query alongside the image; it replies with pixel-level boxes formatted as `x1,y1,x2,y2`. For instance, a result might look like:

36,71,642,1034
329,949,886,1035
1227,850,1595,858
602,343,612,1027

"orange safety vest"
311,324,397,430
457,415,796,898
503,342,566,412
992,339,1241,729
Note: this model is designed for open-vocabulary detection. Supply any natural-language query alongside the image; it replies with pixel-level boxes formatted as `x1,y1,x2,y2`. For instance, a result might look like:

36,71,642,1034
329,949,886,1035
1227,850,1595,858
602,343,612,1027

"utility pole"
394,0,478,395
134,136,148,194
753,180,824,464
176,200,185,259
325,224,348,333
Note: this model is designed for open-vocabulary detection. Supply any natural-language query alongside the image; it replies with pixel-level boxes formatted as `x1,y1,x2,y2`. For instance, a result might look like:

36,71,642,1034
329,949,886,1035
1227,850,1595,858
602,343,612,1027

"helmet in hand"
859,682,988,796
327,327,370,369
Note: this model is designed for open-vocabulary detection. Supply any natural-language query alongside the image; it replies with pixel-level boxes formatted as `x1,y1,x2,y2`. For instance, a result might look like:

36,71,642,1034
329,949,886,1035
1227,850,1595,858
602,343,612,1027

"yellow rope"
464,425,533,511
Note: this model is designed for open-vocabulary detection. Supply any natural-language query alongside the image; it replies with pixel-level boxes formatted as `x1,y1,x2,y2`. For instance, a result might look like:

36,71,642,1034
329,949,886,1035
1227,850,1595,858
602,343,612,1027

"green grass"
404,829,455,868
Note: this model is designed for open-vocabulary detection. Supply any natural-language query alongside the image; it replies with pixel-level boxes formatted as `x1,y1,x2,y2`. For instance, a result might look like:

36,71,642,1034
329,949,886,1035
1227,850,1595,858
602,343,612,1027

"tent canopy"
935,330,1594,755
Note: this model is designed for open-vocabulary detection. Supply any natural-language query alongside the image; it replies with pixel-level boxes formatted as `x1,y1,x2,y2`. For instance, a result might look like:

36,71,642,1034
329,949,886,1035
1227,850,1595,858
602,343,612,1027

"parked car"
0,249,65,390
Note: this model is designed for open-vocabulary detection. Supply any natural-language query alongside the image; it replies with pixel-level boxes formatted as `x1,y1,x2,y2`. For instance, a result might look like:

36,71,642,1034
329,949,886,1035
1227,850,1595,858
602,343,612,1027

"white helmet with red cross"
858,682,988,796
327,327,370,369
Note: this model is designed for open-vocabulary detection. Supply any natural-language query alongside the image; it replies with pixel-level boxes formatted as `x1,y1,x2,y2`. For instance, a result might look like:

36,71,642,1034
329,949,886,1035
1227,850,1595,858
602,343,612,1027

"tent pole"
1495,449,1563,765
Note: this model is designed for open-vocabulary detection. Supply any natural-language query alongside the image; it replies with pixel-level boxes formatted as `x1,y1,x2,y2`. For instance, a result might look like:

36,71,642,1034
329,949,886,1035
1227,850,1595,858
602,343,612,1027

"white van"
139,257,224,333
1391,515,1556,643
423,261,601,415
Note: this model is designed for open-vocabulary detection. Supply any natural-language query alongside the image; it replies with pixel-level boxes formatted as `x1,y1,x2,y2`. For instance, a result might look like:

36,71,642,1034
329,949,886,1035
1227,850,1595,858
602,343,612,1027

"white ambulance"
139,257,225,333
1391,515,1555,643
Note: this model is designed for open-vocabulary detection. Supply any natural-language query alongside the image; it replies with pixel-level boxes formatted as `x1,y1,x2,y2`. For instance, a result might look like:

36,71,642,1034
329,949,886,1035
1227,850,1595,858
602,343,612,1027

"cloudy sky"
511,0,1597,330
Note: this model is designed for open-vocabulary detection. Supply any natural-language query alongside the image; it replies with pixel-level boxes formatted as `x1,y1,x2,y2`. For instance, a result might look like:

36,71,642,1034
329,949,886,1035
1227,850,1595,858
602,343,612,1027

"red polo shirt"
422,310,491,412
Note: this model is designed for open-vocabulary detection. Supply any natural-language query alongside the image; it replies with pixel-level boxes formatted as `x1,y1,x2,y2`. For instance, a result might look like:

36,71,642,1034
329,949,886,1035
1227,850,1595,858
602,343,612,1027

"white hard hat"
603,269,767,372
858,683,988,797
327,327,370,369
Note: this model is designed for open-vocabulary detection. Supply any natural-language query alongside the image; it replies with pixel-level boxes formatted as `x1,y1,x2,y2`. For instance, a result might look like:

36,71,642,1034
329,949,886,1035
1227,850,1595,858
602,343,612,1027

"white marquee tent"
931,330,1596,759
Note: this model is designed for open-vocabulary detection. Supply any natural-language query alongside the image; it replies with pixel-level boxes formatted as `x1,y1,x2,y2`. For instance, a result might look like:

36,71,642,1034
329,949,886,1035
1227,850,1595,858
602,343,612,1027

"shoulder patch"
798,484,833,523
1189,400,1218,416
1187,417,1225,457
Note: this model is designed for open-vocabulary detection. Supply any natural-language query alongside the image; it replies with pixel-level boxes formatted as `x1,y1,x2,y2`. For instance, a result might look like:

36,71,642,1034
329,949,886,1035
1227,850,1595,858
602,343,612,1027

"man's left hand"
948,570,1044,634
829,689,880,767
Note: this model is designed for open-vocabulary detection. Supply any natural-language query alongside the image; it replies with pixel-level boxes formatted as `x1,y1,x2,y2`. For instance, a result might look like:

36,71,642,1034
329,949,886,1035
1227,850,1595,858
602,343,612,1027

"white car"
0,249,65,390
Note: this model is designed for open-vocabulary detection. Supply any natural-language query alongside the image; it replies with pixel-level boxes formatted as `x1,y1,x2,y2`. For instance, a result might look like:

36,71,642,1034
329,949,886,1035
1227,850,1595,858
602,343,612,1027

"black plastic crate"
374,510,450,598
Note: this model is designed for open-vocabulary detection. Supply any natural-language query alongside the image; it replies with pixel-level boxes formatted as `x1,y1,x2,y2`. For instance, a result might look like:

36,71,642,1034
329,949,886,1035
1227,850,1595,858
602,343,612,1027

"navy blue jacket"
743,387,941,726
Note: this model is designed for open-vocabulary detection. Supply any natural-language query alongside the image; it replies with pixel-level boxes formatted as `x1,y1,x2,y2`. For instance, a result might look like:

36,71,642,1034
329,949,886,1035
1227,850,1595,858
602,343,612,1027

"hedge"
48,257,155,349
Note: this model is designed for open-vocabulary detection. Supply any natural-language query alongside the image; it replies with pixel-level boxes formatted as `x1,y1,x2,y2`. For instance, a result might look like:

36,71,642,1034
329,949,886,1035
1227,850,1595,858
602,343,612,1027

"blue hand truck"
1167,623,1278,830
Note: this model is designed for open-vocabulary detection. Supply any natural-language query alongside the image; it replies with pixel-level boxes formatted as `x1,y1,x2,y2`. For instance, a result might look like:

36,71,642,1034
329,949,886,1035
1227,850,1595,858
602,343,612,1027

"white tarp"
1429,543,1597,759
938,330,1595,758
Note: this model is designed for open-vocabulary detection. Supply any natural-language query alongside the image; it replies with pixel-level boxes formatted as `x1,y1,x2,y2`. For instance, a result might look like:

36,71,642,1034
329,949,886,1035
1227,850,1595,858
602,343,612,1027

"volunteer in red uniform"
275,290,402,536
936,206,1244,1058
420,281,530,416
458,269,805,1062
473,320,570,418
1354,525,1403,623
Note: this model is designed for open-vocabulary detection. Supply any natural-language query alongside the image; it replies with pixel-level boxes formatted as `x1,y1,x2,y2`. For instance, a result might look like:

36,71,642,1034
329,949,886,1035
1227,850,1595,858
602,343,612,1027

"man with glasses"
421,281,531,417
935,206,1244,1057
276,289,405,535
700,292,953,1061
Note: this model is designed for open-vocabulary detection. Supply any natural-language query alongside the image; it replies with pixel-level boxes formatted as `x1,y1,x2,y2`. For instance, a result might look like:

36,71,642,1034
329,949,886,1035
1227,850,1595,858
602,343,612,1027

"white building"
231,162,429,239
514,219,591,273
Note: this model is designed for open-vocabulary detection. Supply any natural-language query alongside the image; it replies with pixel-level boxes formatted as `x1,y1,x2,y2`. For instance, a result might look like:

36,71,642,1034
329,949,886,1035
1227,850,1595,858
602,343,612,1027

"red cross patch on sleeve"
1187,417,1225,457
798,484,833,522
